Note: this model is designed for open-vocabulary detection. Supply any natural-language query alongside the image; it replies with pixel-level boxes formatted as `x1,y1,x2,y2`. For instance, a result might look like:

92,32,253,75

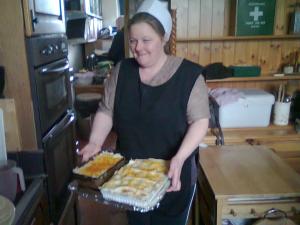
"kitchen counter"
198,145,300,225
204,125,300,174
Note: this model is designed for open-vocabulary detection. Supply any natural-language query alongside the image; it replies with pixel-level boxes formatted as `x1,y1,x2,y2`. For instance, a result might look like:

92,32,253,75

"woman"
79,0,210,224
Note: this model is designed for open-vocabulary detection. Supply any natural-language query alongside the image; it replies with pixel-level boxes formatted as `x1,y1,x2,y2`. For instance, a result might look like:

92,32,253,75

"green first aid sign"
235,0,276,36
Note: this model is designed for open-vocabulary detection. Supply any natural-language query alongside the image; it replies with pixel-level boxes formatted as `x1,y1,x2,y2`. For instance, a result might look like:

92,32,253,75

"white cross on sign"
249,6,263,21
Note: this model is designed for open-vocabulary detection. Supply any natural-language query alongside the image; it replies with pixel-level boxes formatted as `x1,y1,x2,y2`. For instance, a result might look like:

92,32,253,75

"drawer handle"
250,208,257,216
291,207,299,216
230,209,237,217
263,208,287,219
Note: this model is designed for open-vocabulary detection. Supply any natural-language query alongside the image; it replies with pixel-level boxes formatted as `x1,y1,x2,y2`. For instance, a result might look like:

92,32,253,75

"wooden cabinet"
197,145,300,225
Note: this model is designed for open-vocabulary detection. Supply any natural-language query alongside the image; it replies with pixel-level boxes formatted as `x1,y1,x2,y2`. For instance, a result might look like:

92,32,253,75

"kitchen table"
198,145,300,225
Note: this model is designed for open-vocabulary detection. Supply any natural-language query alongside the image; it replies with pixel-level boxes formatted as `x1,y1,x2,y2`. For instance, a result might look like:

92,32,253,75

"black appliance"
0,66,4,98
26,34,77,224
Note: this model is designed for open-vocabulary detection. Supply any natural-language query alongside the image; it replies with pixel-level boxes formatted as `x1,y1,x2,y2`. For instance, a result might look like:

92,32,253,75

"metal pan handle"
42,110,75,144
40,62,69,74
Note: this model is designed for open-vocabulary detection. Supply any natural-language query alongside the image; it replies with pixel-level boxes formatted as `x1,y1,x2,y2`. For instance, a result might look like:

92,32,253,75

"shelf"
177,35,300,42
68,38,98,45
204,124,300,145
207,74,300,83
65,10,102,21
74,84,104,94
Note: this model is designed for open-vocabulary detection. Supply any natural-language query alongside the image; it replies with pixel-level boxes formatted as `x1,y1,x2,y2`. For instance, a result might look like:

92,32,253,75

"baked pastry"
100,158,170,210
73,151,124,178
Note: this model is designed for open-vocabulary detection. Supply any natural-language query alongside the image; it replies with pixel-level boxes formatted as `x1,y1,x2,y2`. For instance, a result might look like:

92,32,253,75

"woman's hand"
78,142,101,162
167,155,184,192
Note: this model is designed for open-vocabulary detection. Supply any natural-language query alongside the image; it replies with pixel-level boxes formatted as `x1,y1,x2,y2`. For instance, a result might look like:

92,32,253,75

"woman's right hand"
78,142,101,162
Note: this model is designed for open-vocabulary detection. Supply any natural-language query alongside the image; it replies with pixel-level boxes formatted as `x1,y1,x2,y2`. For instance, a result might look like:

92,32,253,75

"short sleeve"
187,75,210,124
97,62,121,117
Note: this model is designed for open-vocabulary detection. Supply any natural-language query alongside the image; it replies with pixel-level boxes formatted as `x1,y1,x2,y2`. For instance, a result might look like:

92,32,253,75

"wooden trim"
207,75,300,83
177,35,300,42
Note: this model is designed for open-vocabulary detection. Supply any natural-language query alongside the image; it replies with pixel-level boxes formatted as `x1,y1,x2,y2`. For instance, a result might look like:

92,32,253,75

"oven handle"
42,110,75,144
40,62,69,74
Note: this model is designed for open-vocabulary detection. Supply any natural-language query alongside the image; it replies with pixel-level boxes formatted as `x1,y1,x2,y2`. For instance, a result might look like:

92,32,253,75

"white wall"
102,0,120,27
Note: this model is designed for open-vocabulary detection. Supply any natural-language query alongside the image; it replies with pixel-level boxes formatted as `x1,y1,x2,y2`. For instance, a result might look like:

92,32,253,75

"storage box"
230,0,276,36
219,89,275,128
230,66,261,77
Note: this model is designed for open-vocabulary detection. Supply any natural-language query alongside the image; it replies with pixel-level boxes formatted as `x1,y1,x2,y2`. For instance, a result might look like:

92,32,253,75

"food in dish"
73,151,124,178
100,158,170,210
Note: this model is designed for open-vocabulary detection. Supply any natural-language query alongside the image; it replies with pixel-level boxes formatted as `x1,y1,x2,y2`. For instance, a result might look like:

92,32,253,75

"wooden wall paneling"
274,0,287,35
199,42,212,66
222,42,235,66
281,40,300,66
269,41,283,73
210,42,223,63
172,0,188,58
212,0,225,36
177,43,188,59
234,41,259,66
187,0,201,63
200,0,213,37
257,41,273,75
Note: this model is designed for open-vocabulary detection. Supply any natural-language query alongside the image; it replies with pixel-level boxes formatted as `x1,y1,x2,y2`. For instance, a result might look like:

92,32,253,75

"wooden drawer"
222,200,300,219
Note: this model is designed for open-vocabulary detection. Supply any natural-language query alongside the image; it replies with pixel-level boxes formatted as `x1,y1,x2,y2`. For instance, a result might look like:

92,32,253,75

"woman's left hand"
167,155,184,192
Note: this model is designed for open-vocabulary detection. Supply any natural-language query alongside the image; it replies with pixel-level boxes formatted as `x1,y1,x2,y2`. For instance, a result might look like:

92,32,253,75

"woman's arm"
167,117,209,192
78,111,113,161
79,63,121,161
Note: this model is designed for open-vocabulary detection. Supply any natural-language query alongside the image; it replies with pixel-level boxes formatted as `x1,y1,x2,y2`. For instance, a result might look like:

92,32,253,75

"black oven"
43,110,76,223
26,34,77,224
26,34,71,142
35,58,70,136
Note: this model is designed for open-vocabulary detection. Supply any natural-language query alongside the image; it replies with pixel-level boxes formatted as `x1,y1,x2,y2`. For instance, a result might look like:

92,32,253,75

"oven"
43,110,76,223
22,0,65,36
26,34,77,224
34,58,70,136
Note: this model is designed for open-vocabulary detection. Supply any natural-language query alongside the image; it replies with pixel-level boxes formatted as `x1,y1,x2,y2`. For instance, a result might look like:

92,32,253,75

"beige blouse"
98,55,210,124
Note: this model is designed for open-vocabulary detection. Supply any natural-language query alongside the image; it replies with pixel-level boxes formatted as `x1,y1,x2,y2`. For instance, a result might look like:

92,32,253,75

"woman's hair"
127,12,165,39
127,12,171,54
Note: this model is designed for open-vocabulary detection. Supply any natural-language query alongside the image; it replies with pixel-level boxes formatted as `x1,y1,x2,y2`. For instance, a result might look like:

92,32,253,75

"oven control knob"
47,45,54,55
53,44,59,52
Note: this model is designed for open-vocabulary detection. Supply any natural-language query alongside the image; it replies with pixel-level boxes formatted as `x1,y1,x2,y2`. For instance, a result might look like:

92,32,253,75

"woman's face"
129,22,166,68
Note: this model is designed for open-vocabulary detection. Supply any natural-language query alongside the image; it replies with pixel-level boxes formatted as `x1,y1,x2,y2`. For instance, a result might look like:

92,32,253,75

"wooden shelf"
177,35,300,42
74,84,104,95
207,74,300,83
204,124,300,145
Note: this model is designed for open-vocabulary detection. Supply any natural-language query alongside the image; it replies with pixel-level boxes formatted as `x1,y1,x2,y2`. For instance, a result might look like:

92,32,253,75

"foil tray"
68,179,170,212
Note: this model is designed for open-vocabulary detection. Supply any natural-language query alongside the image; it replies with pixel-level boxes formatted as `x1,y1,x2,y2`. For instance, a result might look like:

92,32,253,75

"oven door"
23,0,65,36
43,110,76,224
35,59,71,135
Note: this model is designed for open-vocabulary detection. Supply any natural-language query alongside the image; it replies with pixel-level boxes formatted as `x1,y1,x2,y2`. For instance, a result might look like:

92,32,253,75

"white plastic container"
219,89,275,128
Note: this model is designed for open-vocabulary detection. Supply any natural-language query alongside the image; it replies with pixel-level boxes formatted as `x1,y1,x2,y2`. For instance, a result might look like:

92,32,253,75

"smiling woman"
79,0,210,224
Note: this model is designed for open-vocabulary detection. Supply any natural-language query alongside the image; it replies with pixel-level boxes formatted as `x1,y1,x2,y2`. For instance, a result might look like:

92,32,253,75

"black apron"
113,58,202,220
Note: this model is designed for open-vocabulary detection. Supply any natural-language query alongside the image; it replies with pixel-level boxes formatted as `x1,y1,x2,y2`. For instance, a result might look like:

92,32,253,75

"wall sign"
235,0,276,36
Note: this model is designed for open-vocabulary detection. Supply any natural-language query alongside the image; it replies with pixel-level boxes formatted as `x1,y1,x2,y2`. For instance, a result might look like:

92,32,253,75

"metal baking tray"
72,153,127,190
68,179,170,212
